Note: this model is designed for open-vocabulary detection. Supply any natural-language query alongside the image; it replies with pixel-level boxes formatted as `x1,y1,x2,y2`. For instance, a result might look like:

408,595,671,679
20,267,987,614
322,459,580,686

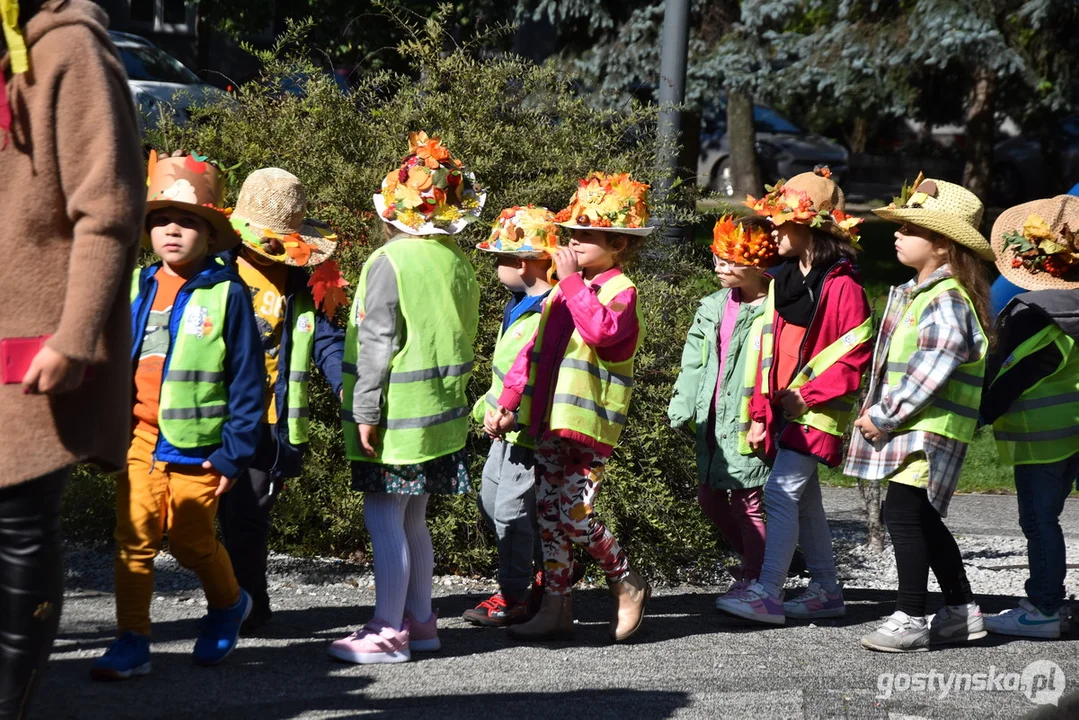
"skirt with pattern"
351,449,472,495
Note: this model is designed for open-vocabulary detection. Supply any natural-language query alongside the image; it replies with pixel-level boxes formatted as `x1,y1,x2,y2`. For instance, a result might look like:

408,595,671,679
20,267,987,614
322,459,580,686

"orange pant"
114,432,240,636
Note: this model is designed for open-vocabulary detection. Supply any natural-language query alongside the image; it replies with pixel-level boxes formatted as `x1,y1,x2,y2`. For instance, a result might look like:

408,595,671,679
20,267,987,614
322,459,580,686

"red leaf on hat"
184,154,209,174
308,260,350,319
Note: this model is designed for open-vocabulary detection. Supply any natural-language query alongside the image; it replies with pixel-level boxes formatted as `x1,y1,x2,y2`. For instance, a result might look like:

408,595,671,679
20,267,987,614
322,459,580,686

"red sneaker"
462,593,530,627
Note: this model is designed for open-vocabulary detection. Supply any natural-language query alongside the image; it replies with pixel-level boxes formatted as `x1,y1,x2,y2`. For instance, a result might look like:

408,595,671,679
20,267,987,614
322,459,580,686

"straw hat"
553,172,655,236
710,215,780,268
991,195,1079,290
746,166,863,246
144,151,239,251
873,177,993,260
477,205,561,259
373,131,486,236
231,168,337,267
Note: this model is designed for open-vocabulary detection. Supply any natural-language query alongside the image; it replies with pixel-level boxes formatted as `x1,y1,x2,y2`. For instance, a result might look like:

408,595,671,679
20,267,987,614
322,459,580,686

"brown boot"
507,592,574,641
609,568,650,642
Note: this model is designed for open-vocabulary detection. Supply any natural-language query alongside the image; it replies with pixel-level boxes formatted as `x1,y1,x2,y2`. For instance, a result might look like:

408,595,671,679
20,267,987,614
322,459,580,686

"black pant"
218,431,279,612
0,468,68,720
884,481,973,616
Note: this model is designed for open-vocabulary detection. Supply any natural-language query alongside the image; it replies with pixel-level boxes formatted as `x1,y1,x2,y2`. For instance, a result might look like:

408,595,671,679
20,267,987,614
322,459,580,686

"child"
981,194,1079,640
222,167,346,632
490,172,652,643
330,132,482,664
848,177,994,653
668,216,780,603
463,206,559,626
92,152,264,680
716,167,873,626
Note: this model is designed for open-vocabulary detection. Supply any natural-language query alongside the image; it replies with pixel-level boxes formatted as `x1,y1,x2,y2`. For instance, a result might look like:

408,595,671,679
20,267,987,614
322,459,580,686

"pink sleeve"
798,278,873,408
496,331,537,413
561,273,640,348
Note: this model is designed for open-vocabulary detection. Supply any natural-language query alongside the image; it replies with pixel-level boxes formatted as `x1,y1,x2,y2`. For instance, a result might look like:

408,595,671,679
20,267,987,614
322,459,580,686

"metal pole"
656,0,691,243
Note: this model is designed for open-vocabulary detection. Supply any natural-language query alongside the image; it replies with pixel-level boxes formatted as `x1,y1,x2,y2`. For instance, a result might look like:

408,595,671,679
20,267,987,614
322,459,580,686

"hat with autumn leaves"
476,205,561,259
991,194,1079,290
874,173,993,261
746,166,863,248
710,215,780,268
374,131,486,236
553,172,655,236
144,150,240,250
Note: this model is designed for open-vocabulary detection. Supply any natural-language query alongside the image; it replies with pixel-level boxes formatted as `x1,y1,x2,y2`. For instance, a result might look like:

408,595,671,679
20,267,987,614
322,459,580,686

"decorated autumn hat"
991,195,1079,290
144,150,239,251
553,172,655,236
746,166,863,247
230,168,338,267
477,205,561,258
873,174,992,260
373,131,485,236
710,215,780,268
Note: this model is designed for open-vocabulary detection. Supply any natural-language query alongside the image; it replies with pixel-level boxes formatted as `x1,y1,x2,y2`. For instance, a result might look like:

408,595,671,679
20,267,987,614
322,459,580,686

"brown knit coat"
0,0,144,488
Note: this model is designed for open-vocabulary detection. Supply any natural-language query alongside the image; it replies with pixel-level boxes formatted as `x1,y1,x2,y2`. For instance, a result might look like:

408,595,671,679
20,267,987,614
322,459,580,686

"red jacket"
749,260,872,468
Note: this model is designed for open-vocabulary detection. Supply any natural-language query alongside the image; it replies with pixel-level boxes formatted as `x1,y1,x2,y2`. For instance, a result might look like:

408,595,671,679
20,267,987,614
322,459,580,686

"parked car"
992,115,1079,206
109,31,228,135
697,103,849,196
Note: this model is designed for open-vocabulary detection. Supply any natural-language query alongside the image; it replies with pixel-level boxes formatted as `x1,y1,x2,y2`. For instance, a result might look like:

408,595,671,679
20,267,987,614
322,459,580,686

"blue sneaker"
193,589,252,666
91,631,151,681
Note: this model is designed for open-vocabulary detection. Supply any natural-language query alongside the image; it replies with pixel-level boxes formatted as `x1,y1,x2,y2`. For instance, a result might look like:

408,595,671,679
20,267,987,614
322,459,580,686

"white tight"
362,493,433,630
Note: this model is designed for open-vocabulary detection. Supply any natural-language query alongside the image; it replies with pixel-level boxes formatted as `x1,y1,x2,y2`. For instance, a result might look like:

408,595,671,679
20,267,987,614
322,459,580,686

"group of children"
88,133,1076,680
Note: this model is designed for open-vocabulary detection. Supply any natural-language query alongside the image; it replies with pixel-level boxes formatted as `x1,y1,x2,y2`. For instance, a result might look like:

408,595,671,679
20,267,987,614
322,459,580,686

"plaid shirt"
843,265,986,517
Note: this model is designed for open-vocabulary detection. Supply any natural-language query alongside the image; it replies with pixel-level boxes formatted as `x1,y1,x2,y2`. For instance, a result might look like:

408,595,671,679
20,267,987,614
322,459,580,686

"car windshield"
118,45,200,84
753,106,803,135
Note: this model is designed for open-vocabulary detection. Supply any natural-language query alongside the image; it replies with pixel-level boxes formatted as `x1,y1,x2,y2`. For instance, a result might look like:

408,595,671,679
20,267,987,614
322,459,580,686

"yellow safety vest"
472,310,542,449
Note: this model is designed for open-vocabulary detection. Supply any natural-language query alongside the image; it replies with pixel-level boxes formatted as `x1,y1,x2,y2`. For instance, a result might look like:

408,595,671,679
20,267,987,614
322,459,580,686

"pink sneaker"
783,582,846,619
714,582,786,625
328,619,410,664
405,609,441,652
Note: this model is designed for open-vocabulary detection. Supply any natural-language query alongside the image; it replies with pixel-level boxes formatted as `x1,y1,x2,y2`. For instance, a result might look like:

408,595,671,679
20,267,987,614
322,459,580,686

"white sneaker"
783,581,846,619
860,611,930,653
984,599,1061,640
927,602,987,645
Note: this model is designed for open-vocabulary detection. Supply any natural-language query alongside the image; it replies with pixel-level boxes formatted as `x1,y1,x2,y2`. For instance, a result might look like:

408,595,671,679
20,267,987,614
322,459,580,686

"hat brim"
556,223,655,236
989,197,1079,291
373,192,487,237
873,207,994,261
474,244,554,259
232,216,338,267
143,200,241,252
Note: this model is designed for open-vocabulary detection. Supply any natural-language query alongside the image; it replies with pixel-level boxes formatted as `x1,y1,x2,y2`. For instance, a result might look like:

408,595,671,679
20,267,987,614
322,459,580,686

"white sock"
403,494,434,623
363,493,410,630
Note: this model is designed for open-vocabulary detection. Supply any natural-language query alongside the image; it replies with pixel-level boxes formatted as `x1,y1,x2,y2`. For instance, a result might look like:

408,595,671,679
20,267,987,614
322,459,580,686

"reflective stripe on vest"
758,281,872,437
992,324,1079,465
472,311,542,449
737,314,766,454
341,237,479,464
886,278,985,443
285,293,316,444
535,273,643,447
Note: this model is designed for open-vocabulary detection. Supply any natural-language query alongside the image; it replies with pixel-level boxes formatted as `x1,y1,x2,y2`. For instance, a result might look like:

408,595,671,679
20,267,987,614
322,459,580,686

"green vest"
131,268,231,449
886,279,986,443
472,310,542,449
757,281,873,437
534,273,644,447
284,293,316,444
342,237,480,464
992,324,1079,465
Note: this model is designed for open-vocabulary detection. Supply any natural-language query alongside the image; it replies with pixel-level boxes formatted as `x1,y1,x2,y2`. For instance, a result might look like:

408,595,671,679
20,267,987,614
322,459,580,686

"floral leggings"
536,436,628,594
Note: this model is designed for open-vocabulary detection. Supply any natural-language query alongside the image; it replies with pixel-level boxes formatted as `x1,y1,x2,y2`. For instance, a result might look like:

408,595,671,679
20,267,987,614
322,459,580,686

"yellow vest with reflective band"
131,268,231,449
757,281,872,436
284,293,316,444
991,324,1079,465
885,279,985,443
534,273,644,447
472,310,542,449
341,237,480,464
737,314,767,454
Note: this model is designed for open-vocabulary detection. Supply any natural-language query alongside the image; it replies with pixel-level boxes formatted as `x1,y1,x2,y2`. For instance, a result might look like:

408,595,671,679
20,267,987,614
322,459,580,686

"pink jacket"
748,260,872,468
498,267,640,456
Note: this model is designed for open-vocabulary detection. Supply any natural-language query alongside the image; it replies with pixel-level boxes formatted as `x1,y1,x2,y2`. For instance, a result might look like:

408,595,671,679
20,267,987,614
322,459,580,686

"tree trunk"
848,116,869,155
961,66,996,203
727,90,760,197
859,478,886,553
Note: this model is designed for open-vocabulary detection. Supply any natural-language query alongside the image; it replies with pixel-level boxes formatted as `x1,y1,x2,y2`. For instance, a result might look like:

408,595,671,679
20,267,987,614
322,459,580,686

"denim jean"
757,449,837,597
1015,453,1079,616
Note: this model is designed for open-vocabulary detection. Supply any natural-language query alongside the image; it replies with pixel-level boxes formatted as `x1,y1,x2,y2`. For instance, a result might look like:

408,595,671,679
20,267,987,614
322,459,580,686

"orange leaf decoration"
146,149,158,188
308,260,350,319
282,234,313,266
711,214,778,267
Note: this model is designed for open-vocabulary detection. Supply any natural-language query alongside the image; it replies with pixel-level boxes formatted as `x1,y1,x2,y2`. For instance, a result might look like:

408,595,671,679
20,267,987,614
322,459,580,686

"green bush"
66,15,729,581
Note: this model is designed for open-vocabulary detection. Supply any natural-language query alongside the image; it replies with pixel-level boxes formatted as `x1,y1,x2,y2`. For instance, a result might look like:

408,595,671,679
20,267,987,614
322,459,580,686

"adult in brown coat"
0,0,143,715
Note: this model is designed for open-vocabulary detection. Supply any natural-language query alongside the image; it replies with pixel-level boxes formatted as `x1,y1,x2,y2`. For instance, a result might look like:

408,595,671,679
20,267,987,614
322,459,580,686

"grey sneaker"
861,611,930,653
927,602,987,645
